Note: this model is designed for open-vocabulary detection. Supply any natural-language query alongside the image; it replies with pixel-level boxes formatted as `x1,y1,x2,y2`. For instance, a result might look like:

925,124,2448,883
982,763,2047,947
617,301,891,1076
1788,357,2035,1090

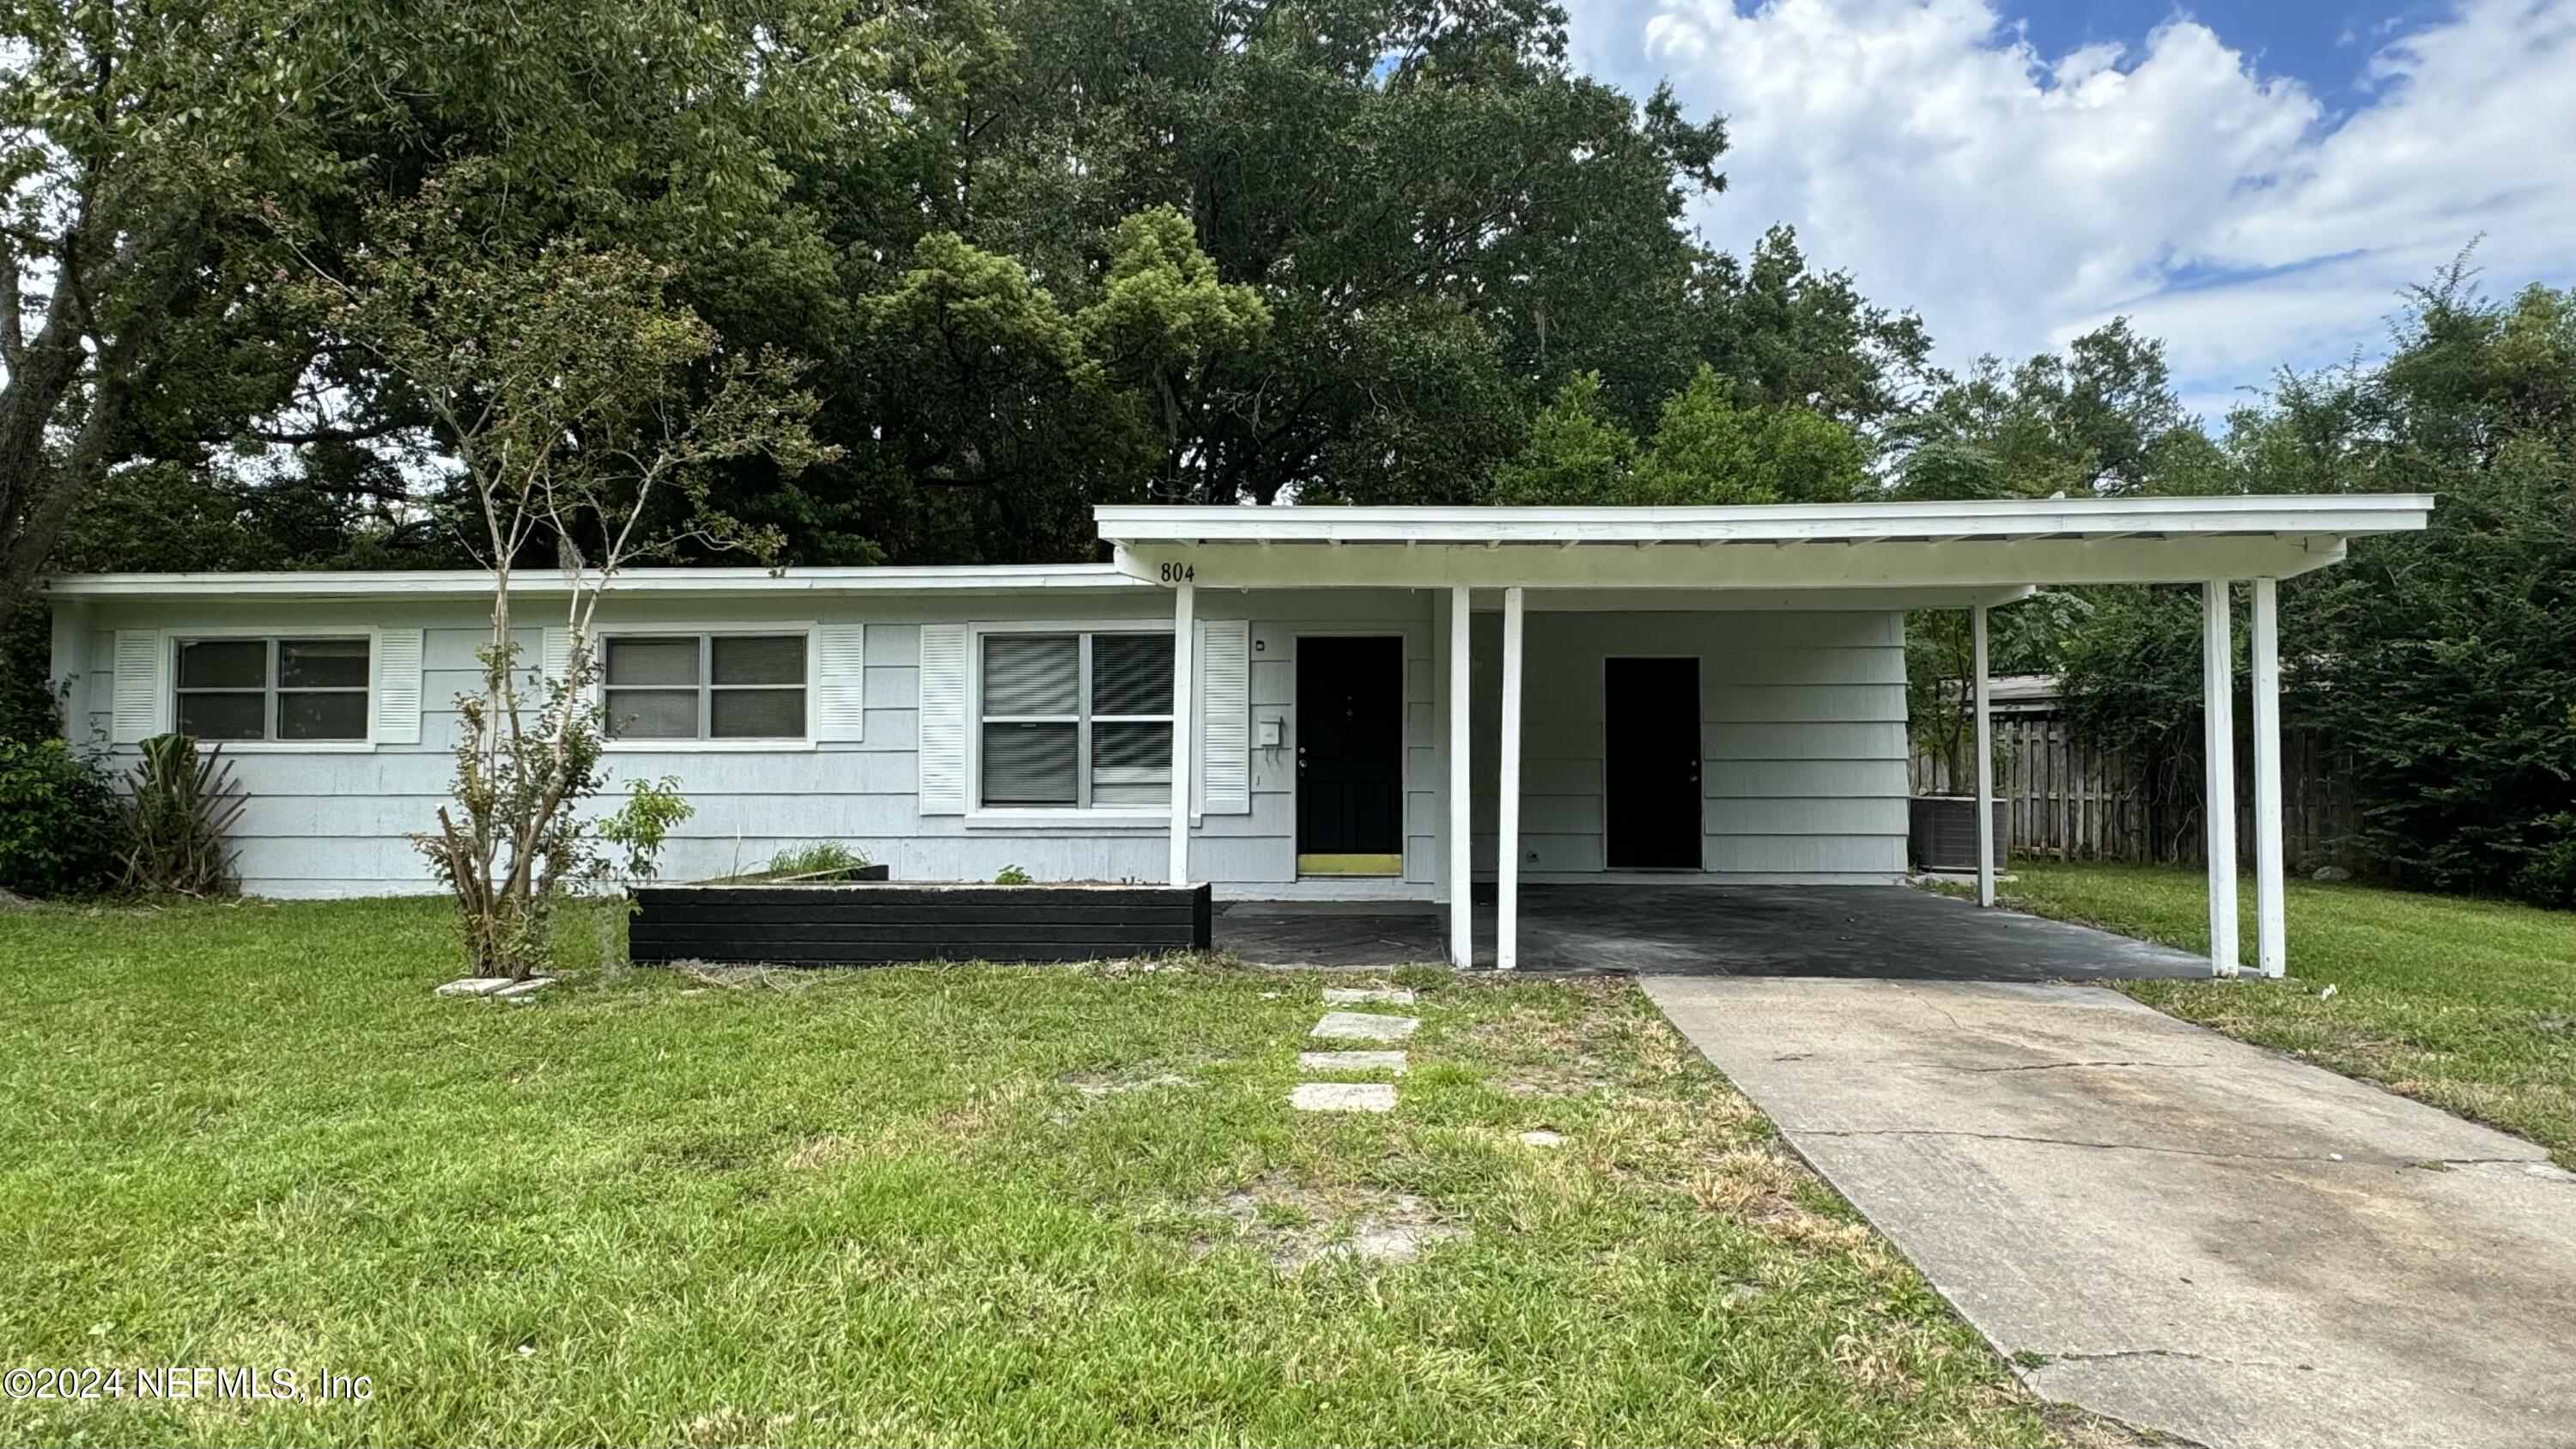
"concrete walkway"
1643,976,2576,1449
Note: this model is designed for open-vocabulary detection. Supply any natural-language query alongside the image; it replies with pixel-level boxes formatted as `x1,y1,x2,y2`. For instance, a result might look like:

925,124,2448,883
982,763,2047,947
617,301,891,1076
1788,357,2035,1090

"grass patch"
1990,861,2576,1167
0,897,2075,1446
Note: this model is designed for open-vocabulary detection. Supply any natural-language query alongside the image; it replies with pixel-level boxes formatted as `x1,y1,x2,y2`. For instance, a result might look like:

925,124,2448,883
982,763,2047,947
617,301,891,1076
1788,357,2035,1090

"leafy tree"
0,0,921,630
737,0,1928,557
1488,373,1639,504
1899,319,2203,498
2062,270,2576,903
301,175,834,977
0,0,314,630
1491,366,1869,506
1635,366,1868,504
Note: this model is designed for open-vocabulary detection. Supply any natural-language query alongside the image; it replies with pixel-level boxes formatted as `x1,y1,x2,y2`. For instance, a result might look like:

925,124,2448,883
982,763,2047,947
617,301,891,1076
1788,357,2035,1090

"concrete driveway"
1644,976,2576,1449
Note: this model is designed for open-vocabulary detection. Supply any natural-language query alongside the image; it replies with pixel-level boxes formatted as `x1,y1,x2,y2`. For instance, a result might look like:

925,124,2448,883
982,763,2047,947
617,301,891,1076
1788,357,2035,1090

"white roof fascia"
1093,494,2436,545
44,563,1145,602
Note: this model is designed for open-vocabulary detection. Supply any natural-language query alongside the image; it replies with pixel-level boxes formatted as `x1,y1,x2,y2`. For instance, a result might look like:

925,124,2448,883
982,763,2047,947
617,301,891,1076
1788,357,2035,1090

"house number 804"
1158,563,1197,584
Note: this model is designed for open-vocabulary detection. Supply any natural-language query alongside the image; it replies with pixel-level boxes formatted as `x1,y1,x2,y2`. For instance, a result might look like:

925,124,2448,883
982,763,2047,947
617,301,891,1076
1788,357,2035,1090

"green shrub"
763,841,870,878
0,737,123,898
117,733,247,897
994,864,1031,885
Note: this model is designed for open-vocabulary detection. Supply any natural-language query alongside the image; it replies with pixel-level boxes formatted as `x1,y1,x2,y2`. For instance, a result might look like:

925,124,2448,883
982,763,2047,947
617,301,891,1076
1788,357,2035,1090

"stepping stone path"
1310,1010,1417,1043
1291,1082,1396,1113
1321,986,1415,1006
1294,996,1419,1113
1298,1050,1408,1075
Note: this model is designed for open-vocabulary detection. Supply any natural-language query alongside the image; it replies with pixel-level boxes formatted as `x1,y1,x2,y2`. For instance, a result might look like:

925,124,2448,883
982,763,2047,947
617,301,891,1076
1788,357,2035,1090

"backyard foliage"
2057,275,2576,904
1488,365,1871,506
0,736,120,897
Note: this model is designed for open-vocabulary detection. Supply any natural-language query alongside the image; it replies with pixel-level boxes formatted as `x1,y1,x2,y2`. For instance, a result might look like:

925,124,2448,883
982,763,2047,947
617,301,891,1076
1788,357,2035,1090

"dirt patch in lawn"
1461,977,1672,1099
1192,1171,1467,1270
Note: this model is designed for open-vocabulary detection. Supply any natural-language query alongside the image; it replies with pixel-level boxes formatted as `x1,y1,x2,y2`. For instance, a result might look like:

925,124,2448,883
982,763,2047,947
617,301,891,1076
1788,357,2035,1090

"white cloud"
1566,0,2576,414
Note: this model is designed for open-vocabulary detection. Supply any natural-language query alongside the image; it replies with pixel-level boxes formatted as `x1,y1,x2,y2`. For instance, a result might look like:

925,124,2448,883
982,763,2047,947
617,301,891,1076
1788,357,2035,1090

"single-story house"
45,494,2432,975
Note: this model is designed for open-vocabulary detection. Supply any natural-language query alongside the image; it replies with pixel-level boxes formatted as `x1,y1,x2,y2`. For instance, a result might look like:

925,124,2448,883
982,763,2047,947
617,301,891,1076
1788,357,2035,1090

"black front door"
1297,636,1405,874
1606,656,1702,868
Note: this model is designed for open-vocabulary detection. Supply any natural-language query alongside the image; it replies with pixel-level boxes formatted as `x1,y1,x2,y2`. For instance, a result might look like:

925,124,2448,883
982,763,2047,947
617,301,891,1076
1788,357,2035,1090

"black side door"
1297,636,1406,871
1605,656,1702,868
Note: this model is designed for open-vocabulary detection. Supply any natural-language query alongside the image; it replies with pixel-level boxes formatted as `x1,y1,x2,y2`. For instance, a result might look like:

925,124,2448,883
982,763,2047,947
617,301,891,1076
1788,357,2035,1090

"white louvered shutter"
372,628,424,745
1196,618,1250,813
812,624,866,743
112,630,167,743
539,626,572,682
917,624,969,814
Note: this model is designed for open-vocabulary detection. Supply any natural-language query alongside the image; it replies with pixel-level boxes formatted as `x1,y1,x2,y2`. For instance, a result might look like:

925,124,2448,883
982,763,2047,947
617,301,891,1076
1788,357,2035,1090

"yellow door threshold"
1297,852,1404,878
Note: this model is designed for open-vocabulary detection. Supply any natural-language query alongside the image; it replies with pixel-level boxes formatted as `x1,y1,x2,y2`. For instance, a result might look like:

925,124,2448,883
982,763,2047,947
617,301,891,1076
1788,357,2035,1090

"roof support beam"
1112,535,2350,591
2203,580,2241,977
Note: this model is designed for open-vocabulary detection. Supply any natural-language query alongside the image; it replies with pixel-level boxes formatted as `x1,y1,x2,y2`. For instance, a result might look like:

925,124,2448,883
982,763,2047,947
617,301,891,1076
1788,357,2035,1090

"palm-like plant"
117,734,246,896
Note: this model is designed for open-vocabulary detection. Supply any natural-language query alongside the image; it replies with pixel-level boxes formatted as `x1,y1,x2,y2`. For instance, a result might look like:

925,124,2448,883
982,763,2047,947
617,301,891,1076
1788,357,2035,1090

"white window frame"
166,627,380,752
595,623,822,753
966,619,1179,828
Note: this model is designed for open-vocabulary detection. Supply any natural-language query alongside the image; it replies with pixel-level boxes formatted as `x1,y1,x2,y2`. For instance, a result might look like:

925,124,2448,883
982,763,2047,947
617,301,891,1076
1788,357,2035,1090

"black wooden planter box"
628,881,1212,966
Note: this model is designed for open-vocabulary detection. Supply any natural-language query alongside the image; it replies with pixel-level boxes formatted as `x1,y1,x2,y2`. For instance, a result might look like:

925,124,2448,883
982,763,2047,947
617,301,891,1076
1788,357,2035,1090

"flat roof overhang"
1095,495,2436,594
42,563,1145,605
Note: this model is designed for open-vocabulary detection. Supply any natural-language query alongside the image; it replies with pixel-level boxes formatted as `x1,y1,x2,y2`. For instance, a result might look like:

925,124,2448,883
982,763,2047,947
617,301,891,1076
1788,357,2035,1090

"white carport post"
1971,603,1996,908
1168,579,1194,886
1496,587,1526,970
2202,579,2241,976
2251,577,2287,977
1448,584,1473,969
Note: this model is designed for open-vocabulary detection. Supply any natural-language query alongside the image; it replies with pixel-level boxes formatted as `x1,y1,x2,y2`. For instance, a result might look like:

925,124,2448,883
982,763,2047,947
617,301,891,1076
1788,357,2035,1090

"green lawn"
0,898,2075,1447
1995,861,2576,1166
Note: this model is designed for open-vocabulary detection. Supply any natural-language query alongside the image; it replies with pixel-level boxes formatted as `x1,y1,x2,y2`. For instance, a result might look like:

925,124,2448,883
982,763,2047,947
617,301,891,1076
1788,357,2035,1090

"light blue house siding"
52,581,1911,898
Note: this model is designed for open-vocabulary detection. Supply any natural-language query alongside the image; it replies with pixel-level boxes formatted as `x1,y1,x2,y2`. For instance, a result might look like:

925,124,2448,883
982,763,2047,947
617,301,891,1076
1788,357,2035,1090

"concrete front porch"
1214,884,2209,979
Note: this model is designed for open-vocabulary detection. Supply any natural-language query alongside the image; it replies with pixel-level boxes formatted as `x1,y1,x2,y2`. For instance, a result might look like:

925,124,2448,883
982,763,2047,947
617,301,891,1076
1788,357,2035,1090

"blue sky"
1559,0,2576,419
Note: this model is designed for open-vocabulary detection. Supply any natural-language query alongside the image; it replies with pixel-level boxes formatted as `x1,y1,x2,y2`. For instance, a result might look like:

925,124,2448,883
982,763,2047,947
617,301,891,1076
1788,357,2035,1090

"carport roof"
1096,494,2436,594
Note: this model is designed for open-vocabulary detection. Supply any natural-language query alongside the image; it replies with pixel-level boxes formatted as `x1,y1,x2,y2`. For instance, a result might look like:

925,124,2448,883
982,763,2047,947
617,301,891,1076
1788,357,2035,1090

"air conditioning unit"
1909,795,2006,873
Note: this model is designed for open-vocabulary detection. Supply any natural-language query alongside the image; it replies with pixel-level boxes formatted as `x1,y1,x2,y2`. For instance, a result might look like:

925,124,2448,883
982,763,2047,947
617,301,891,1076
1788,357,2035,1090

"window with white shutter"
976,630,1175,809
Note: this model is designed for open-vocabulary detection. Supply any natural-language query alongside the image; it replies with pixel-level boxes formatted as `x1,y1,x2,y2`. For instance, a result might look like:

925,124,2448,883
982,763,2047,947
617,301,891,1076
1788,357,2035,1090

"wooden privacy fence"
1911,717,2362,868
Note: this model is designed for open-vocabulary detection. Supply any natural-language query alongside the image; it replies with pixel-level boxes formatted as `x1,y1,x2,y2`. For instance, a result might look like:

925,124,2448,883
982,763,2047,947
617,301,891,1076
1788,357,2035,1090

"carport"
1102,494,2435,978
1214,885,2211,978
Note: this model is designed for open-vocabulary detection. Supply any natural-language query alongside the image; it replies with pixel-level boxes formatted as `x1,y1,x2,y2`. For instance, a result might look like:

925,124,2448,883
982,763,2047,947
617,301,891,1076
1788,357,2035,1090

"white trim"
594,622,820,752
963,809,1168,832
162,626,380,750
46,563,1141,601
1097,494,2437,545
967,618,1187,824
1110,534,2366,592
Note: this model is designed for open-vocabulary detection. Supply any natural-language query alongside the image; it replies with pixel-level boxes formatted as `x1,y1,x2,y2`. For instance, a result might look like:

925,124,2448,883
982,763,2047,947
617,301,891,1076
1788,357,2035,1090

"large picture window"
604,633,807,740
980,631,1173,808
174,637,371,741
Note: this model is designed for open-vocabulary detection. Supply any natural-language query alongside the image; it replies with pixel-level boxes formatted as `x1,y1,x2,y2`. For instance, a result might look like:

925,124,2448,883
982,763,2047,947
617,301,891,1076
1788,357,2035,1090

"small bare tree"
302,174,833,977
